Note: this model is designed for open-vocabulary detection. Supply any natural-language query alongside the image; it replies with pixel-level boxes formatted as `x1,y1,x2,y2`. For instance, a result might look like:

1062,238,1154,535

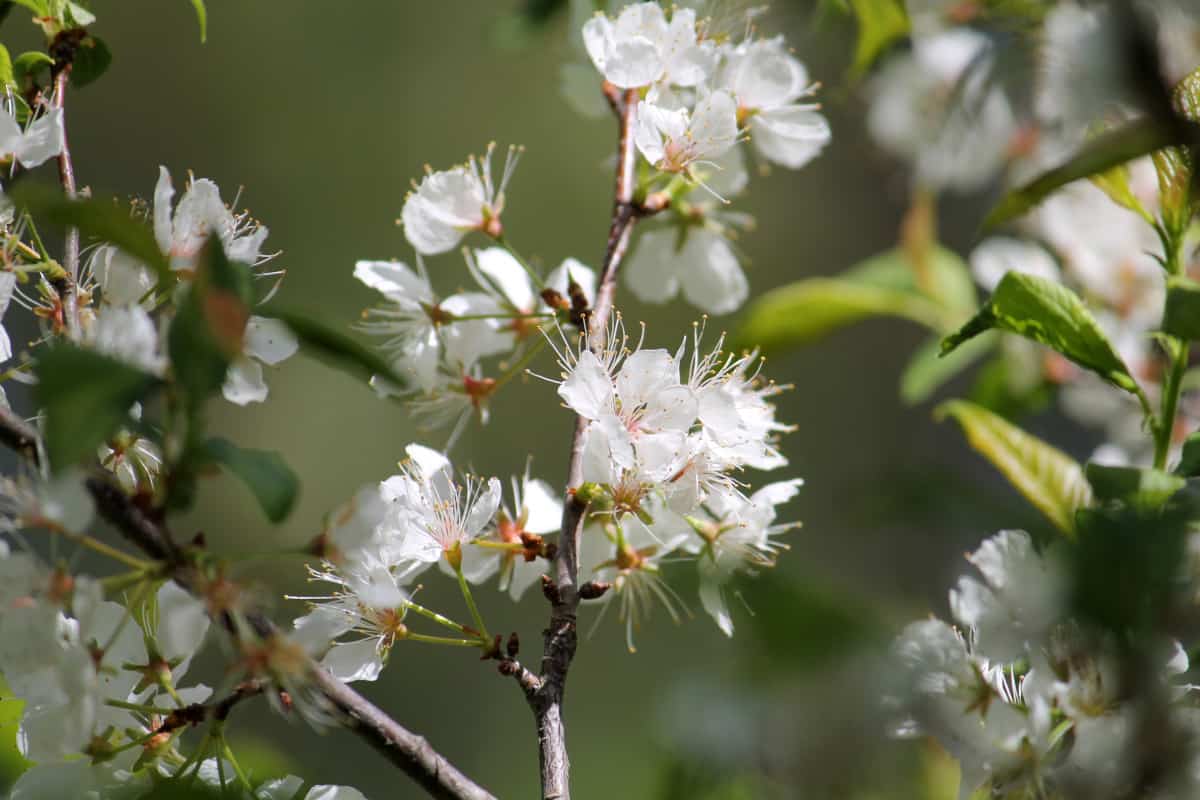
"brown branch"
0,406,496,800
49,34,81,340
524,83,641,800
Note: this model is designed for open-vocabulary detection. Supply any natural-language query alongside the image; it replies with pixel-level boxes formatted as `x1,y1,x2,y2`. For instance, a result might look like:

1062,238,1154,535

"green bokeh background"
1,1,1065,797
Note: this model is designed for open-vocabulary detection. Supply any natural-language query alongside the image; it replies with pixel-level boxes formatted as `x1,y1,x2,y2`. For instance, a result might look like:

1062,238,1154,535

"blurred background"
0,1,1080,797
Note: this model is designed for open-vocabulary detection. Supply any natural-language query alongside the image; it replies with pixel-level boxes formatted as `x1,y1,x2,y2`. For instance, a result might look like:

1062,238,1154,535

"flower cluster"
576,2,832,315
551,321,799,645
292,445,562,682
355,237,594,441
893,530,1197,798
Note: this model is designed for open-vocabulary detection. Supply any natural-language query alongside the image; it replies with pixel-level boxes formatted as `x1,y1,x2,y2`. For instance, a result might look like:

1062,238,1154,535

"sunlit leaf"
0,44,14,88
849,0,908,77
188,0,207,42
900,332,994,405
936,399,1092,535
736,246,971,353
983,118,1178,229
941,272,1138,395
12,51,52,83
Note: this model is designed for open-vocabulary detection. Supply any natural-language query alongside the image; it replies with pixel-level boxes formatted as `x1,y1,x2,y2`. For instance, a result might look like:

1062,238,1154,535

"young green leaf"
848,0,908,78
189,0,207,42
10,185,172,284
735,246,971,353
8,1,50,17
983,118,1179,229
900,332,994,406
204,437,299,523
1162,276,1200,341
266,309,409,391
941,272,1139,395
0,44,14,88
1085,463,1186,511
1174,432,1200,477
69,34,110,88
12,51,53,84
33,345,160,473
936,399,1093,535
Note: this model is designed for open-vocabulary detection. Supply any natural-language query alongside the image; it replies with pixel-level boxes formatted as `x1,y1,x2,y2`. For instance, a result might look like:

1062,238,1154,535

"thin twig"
0,406,496,800
524,83,641,800
50,53,80,340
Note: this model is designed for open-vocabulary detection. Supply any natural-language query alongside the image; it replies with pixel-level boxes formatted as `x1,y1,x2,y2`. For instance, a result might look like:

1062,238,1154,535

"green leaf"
968,352,1053,420
188,0,207,42
848,0,908,77
33,344,159,472
1174,432,1200,477
941,272,1138,395
735,246,972,353
266,309,410,391
10,184,172,284
12,51,53,83
8,0,49,17
900,332,994,405
168,242,252,404
984,118,1179,229
204,437,298,523
69,34,110,88
1085,462,1186,510
1174,64,1200,122
936,399,1093,535
0,44,14,88
65,0,93,25
1162,276,1200,341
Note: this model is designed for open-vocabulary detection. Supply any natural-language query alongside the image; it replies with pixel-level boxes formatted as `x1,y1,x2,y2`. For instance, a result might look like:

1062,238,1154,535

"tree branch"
525,83,641,800
49,34,81,340
0,406,496,800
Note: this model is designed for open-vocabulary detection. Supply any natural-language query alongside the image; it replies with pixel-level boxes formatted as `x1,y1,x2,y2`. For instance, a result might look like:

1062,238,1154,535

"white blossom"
222,315,300,405
0,107,64,168
635,91,740,177
717,37,831,169
401,144,521,255
154,165,271,270
582,3,714,90
625,227,748,315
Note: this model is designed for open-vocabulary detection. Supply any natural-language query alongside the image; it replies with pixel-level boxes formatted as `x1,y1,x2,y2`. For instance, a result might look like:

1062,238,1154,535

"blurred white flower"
868,29,1015,191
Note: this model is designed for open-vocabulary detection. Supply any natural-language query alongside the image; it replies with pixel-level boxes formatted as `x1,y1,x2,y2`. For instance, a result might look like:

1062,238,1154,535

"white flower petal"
244,315,299,365
222,358,269,405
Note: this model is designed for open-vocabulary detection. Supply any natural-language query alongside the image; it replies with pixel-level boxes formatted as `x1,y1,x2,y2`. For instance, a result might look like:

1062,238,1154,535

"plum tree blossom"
581,2,714,90
400,143,522,255
0,106,64,168
717,36,831,169
0,2,837,798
